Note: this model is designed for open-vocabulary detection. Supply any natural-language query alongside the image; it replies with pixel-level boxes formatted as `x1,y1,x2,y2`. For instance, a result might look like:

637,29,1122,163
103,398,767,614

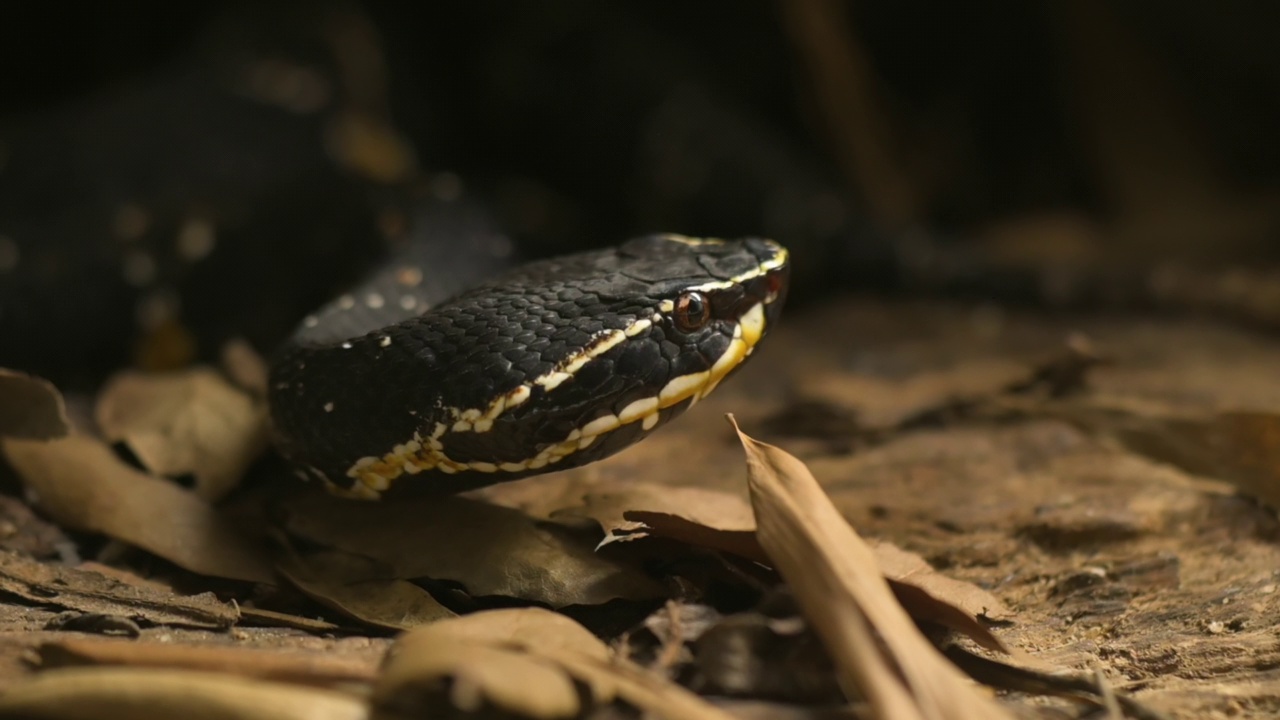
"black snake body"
268,232,789,498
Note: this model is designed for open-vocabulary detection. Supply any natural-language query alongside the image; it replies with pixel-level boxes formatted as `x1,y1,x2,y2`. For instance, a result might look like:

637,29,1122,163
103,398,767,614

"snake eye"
673,291,711,332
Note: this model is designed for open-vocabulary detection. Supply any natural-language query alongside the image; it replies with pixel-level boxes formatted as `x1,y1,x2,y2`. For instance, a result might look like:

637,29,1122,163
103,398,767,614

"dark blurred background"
1,1,1278,384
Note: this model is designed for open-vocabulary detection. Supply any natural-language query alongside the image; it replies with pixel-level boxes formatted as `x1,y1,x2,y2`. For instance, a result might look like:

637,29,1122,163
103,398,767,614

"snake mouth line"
336,244,788,499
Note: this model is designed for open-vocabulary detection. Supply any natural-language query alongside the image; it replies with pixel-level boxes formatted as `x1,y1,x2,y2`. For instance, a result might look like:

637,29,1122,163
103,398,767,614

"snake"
267,230,790,499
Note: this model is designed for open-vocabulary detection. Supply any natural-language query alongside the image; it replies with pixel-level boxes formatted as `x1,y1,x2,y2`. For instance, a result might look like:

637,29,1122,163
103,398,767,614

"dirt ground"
2,297,1279,719
743,300,1280,718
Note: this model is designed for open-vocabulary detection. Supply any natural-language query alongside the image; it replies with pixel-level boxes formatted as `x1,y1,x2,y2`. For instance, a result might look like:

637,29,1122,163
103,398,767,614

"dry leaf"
40,635,376,686
375,608,736,720
281,493,662,607
870,541,1012,653
219,338,269,398
277,549,455,631
0,369,69,440
0,668,366,720
559,483,758,555
0,551,238,629
95,368,269,500
375,608,608,719
565,482,1010,651
394,607,611,658
384,639,581,718
3,435,274,584
730,416,1011,719
39,637,379,688
377,618,589,718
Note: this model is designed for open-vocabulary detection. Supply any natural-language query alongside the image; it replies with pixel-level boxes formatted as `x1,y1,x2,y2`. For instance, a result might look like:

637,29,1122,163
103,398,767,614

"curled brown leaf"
729,415,1011,719
95,368,269,501
3,435,274,584
376,609,608,719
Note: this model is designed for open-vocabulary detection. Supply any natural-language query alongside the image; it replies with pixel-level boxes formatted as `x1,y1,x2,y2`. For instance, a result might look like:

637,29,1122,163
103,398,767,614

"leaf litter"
375,607,740,719
3,434,274,584
0,668,367,720
0,367,1034,718
276,547,457,631
278,491,665,609
38,636,380,688
94,367,269,501
0,324,1217,718
563,481,1011,653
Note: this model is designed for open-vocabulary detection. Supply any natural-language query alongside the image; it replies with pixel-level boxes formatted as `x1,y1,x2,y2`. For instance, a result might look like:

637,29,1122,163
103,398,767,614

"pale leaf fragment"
375,608,605,719
219,338,270,398
404,606,611,658
380,638,582,719
729,416,1012,720
0,668,366,720
376,608,737,720
95,368,269,500
39,637,380,688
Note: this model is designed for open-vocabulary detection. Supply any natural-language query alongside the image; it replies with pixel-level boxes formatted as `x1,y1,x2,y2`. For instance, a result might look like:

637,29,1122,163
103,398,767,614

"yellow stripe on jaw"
510,304,766,468
535,328,630,392
447,315,656,433
338,299,773,499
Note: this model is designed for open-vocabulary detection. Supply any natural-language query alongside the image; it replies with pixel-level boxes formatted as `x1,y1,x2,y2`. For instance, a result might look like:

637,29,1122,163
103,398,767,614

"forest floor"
1,298,1277,719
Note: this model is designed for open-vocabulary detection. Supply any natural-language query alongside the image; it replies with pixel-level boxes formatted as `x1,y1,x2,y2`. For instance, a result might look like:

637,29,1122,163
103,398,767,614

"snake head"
270,233,790,498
